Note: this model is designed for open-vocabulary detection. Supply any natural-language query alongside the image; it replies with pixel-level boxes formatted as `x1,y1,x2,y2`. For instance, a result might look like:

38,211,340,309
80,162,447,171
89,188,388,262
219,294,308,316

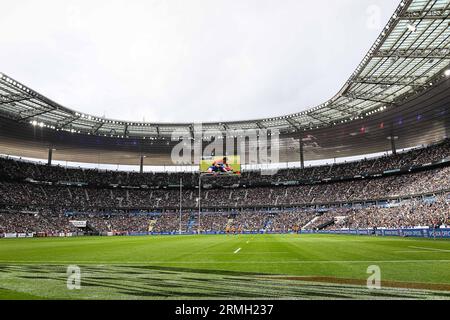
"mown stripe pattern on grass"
0,234,449,299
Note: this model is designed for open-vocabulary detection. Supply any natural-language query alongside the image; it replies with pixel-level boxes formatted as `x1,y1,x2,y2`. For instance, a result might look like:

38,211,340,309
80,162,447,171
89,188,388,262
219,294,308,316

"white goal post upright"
198,173,202,234
179,177,182,235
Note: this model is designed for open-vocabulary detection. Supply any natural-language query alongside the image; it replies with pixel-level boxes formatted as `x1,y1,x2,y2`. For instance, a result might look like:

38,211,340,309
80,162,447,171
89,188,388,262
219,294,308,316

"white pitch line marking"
234,248,241,254
1,259,450,264
408,246,450,252
395,251,444,253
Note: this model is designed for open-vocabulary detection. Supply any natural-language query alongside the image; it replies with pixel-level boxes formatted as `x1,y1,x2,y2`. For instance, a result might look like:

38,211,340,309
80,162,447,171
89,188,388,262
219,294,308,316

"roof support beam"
286,118,301,130
355,75,425,82
399,10,450,20
344,93,393,105
93,122,104,134
0,93,32,105
18,108,54,121
353,79,424,87
373,47,450,59
306,113,330,125
255,122,266,129
325,104,357,117
56,115,81,129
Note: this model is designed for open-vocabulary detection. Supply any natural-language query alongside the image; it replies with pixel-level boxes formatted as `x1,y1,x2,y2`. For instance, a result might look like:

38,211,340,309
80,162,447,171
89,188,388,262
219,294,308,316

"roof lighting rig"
0,0,449,140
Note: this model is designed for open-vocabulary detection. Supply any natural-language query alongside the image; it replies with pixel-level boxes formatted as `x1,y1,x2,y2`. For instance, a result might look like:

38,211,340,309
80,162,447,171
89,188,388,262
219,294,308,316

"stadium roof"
0,75,449,165
0,0,449,139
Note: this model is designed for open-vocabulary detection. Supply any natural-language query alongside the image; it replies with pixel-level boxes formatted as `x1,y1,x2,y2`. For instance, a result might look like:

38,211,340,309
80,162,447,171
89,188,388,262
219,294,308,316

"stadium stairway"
83,222,100,236
187,215,197,232
264,218,273,231
302,216,320,230
317,219,335,230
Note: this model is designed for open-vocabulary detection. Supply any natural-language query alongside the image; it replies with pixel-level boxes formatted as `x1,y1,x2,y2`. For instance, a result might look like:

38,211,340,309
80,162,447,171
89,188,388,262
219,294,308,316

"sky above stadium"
0,0,398,123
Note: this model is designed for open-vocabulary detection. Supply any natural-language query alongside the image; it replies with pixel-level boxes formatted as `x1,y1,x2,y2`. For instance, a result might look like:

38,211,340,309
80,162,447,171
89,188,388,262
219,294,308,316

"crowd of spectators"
335,196,450,229
1,139,449,187
1,139,450,236
152,212,190,233
0,210,79,234
265,210,313,232
0,165,449,210
1,194,448,235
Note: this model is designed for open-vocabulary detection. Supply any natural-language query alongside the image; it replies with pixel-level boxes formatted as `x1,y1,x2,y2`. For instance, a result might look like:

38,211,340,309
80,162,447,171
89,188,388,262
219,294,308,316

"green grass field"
1,234,450,300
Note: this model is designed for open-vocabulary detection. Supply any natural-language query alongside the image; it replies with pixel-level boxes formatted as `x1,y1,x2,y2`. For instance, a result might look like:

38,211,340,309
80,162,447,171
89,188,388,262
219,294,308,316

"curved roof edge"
0,0,449,139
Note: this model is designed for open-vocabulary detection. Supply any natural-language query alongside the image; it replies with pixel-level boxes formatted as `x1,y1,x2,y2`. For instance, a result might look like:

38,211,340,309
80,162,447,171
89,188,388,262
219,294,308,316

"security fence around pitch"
301,228,450,238
2,228,450,239
141,228,450,239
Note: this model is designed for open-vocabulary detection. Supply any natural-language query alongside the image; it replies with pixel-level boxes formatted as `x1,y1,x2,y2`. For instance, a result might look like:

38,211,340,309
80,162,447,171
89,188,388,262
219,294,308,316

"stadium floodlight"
444,69,450,77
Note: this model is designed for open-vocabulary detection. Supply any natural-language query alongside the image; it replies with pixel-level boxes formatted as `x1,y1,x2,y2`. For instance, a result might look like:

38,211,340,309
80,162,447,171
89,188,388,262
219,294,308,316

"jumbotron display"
200,156,241,175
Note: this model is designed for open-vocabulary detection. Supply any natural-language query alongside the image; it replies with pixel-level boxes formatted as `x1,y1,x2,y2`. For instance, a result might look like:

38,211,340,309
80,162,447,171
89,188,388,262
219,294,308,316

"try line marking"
234,248,241,254
1,260,450,265
408,246,450,252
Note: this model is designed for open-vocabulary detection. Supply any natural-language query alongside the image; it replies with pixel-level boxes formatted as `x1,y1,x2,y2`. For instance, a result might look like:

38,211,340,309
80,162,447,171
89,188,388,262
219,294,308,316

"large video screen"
200,155,241,175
